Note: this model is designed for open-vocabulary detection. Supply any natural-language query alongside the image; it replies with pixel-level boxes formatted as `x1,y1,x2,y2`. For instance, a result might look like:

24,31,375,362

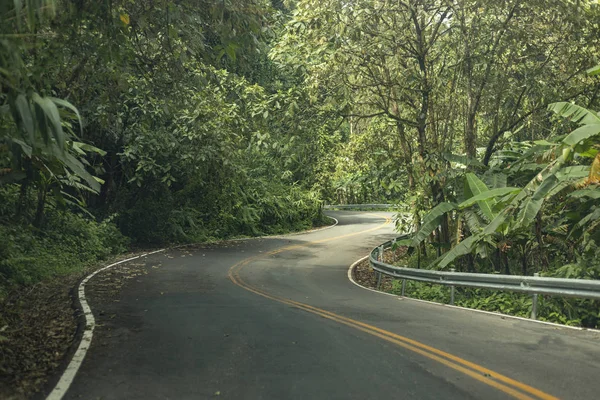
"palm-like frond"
549,102,600,126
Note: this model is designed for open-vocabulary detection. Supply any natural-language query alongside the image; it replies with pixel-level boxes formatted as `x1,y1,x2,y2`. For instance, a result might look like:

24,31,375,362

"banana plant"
408,172,520,255
410,98,600,271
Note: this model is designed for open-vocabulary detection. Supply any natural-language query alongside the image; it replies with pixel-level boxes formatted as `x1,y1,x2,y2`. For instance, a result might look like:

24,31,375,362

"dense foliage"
273,2,600,260
271,0,600,324
0,0,337,295
1,1,599,324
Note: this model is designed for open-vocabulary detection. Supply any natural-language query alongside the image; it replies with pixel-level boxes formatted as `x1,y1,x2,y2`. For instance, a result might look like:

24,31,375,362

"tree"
272,0,600,251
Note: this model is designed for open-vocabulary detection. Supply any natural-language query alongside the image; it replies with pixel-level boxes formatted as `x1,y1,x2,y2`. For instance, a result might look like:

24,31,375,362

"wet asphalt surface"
62,212,600,399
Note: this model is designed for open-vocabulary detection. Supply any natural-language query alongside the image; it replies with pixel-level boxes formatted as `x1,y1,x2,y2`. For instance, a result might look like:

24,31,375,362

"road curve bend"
58,212,599,400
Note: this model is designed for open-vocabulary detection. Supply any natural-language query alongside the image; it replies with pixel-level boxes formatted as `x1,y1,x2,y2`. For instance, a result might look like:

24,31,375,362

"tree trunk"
465,112,477,160
395,121,415,189
436,227,442,258
521,244,528,276
17,180,29,218
466,254,475,273
430,180,450,246
535,213,549,271
34,186,47,228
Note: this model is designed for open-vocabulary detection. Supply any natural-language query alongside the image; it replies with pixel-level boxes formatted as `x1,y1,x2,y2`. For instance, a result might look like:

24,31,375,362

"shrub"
0,210,129,295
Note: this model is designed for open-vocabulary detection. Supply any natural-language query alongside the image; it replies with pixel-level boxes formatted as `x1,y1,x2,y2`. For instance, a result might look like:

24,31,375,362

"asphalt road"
62,212,600,400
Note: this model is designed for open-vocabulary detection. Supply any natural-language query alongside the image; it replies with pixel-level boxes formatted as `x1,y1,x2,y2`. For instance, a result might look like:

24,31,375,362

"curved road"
61,212,599,399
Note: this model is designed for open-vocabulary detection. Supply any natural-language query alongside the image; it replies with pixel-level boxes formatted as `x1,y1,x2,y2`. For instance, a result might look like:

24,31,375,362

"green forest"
1,0,600,323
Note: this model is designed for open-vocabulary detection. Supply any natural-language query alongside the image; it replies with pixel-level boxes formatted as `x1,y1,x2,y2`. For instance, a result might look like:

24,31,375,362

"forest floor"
0,251,149,400
352,246,407,293
0,219,337,399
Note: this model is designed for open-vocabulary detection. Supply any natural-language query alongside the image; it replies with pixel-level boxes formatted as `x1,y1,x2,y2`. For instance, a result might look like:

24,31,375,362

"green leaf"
555,166,590,181
568,188,600,200
458,187,521,209
33,98,49,143
462,210,484,233
545,166,591,198
437,235,480,269
549,102,600,126
32,93,65,150
547,180,573,198
58,190,95,218
26,0,36,30
15,94,34,141
482,208,510,235
13,0,23,30
11,138,32,157
572,207,600,235
587,65,600,77
464,173,496,221
410,202,456,247
442,152,483,167
562,124,600,147
394,238,413,247
484,172,507,189
50,97,83,134
225,43,237,61
62,153,101,193
72,141,107,156
515,174,559,228
512,162,545,173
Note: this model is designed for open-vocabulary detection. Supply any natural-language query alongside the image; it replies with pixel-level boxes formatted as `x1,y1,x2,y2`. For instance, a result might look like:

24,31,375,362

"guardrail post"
391,239,396,262
368,238,600,311
449,268,456,305
531,273,539,320
376,246,384,289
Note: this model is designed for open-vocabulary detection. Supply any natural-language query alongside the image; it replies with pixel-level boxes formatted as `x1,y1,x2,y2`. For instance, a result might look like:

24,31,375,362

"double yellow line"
227,215,557,400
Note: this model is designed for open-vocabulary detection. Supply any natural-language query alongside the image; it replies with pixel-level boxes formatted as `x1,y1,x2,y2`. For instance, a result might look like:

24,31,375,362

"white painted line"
347,256,600,333
46,250,165,400
47,217,338,399
347,256,400,298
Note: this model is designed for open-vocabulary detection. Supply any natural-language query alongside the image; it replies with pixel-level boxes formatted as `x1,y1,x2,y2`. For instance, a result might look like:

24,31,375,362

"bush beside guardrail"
369,235,600,320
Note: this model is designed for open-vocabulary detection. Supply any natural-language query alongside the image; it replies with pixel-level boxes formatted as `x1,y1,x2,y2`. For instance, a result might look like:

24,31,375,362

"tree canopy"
1,0,599,323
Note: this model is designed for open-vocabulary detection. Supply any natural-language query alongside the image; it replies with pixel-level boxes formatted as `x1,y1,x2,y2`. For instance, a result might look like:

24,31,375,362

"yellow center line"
227,214,558,400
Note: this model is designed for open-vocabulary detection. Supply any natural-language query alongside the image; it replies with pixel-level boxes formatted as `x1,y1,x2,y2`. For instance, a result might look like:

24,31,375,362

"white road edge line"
46,249,166,400
347,256,600,333
46,216,340,400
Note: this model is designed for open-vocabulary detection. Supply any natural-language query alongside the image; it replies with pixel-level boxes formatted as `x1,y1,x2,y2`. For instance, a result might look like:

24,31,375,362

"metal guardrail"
369,235,600,319
324,204,394,210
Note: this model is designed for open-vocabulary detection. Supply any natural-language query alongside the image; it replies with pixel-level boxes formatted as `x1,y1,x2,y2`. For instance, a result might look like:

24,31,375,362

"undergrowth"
0,183,328,300
0,212,129,301
387,244,600,329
